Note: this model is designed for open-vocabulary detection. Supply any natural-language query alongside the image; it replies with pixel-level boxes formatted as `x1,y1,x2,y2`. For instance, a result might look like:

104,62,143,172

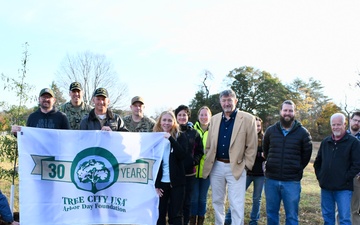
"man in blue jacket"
263,100,312,225
0,190,19,224
314,113,360,225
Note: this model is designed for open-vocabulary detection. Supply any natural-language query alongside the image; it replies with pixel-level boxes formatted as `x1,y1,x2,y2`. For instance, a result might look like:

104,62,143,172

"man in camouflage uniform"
60,82,93,130
123,96,155,132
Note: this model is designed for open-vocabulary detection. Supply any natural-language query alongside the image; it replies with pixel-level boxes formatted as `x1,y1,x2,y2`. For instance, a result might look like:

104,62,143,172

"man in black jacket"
12,88,70,134
263,100,312,225
314,113,360,225
80,87,128,132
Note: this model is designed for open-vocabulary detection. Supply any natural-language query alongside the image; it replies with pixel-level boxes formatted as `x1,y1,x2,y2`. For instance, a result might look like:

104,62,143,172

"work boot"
197,216,205,225
189,215,196,225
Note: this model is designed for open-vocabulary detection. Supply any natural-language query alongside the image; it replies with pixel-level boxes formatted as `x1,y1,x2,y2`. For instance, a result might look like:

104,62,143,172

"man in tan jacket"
203,89,257,225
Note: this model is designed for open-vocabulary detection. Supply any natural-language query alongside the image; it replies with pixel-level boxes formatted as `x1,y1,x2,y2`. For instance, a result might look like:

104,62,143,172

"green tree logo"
77,159,110,193
71,147,119,193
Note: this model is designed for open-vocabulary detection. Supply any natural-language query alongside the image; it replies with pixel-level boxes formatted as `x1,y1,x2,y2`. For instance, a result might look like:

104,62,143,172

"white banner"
18,127,167,225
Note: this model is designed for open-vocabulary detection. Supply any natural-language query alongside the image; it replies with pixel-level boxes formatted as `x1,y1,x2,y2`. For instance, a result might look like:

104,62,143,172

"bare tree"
200,70,213,100
55,51,128,108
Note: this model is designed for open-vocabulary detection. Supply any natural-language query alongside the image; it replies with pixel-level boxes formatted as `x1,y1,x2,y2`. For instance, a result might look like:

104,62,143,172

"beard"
222,106,234,113
40,101,51,110
333,130,343,137
351,124,360,132
280,115,295,128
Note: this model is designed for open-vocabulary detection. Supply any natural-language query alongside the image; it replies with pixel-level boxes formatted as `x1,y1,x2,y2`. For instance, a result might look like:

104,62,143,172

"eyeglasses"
352,118,360,123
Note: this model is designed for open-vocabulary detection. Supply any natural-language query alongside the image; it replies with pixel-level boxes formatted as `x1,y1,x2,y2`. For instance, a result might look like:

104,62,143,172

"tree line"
189,66,358,142
1,43,359,182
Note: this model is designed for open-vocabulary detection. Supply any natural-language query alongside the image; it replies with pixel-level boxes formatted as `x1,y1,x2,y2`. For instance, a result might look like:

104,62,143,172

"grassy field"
0,142,322,224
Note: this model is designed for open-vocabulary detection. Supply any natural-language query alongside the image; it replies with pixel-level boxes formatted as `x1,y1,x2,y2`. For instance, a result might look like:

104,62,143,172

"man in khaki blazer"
203,89,257,225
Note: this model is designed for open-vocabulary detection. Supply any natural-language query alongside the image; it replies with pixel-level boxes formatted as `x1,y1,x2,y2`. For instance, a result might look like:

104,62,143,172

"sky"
1,1,360,117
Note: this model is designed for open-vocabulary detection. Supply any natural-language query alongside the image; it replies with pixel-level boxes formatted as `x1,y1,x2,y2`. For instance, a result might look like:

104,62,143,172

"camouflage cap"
39,88,55,97
93,88,108,98
69,82,82,91
131,96,144,105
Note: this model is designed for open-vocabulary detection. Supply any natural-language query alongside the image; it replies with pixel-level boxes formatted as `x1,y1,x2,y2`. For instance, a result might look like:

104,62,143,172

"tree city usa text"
62,195,127,212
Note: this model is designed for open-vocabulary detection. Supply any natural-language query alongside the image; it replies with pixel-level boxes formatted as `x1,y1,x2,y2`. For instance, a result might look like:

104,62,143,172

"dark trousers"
157,182,185,225
169,176,195,224
183,175,195,224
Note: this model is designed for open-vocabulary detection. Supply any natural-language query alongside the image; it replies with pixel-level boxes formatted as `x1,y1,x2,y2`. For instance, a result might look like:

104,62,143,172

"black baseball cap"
39,88,55,97
131,96,144,105
69,82,82,91
93,88,108,98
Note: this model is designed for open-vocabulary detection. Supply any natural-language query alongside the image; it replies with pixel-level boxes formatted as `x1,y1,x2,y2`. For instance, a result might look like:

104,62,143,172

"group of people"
314,112,360,225
8,82,211,225
4,82,360,225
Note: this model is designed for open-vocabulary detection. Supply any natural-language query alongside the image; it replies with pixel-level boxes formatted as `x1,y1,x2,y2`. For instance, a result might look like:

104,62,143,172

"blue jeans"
224,175,265,225
264,178,301,225
321,189,352,225
190,177,211,216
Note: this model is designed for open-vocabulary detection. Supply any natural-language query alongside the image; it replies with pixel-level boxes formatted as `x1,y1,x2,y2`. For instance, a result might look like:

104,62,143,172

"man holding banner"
80,88,127,132
12,87,70,134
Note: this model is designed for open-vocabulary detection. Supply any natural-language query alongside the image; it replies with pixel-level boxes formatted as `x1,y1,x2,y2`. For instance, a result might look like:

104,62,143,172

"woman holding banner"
154,110,187,225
